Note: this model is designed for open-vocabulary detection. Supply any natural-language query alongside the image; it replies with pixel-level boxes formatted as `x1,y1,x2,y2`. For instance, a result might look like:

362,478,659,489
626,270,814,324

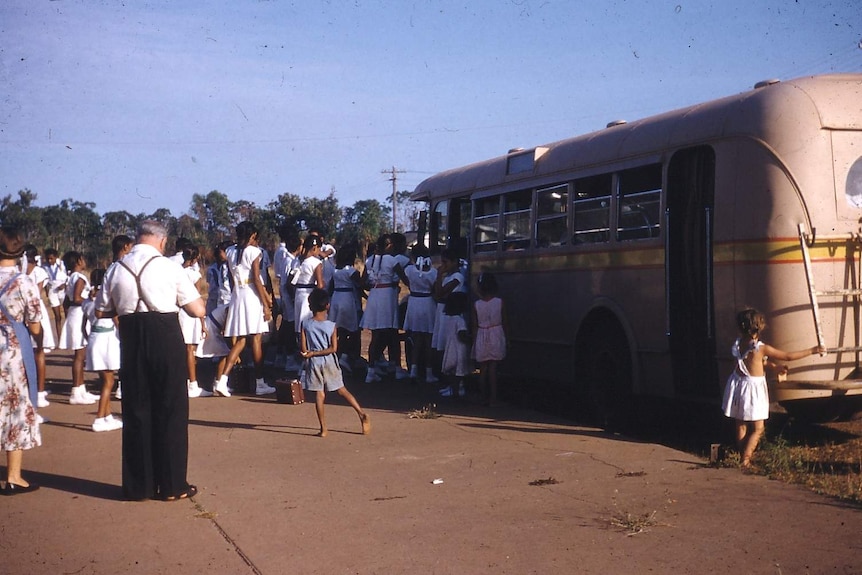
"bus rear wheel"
576,316,634,430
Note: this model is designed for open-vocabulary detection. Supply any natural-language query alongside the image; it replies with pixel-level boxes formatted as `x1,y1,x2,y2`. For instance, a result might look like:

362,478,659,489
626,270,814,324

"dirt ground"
1,349,860,575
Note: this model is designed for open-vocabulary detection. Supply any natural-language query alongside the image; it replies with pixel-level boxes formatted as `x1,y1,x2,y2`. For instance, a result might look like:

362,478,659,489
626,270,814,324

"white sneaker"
36,413,46,424
105,414,123,430
198,388,213,397
92,417,112,432
84,390,101,402
255,379,276,395
114,383,122,400
214,375,231,398
187,381,203,398
70,386,97,405
37,391,50,408
365,370,382,384
425,369,439,384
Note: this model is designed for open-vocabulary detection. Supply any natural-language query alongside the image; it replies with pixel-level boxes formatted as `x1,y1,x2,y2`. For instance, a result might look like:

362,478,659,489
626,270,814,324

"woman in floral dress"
0,227,43,495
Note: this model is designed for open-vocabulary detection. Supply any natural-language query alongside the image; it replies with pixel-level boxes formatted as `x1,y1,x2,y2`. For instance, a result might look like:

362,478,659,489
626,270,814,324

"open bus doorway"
667,146,718,399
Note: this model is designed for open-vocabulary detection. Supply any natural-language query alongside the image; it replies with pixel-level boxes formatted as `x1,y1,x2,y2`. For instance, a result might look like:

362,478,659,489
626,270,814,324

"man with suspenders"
96,220,205,501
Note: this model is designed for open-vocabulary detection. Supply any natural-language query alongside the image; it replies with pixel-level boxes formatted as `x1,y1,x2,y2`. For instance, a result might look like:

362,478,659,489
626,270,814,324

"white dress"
196,304,231,359
27,266,56,351
441,314,471,377
431,271,465,351
224,244,269,337
293,256,322,334
179,267,205,344
403,264,437,334
329,265,359,332
58,271,90,351
722,339,770,421
83,299,120,371
360,254,399,330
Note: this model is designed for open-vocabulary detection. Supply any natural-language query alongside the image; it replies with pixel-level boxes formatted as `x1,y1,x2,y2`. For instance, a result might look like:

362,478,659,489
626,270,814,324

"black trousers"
118,312,190,500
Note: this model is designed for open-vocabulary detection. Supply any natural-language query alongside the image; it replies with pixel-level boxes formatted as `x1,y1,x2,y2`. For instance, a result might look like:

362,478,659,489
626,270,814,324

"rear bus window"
617,164,662,241
573,174,612,244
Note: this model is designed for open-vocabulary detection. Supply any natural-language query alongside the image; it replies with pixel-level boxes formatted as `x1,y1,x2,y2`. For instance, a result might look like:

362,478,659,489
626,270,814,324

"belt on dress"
373,282,397,288
410,292,432,297
334,288,354,292
91,325,115,333
295,283,317,289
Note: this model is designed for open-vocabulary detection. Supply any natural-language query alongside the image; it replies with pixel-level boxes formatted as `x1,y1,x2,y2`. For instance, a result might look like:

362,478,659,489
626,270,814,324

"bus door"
666,146,718,398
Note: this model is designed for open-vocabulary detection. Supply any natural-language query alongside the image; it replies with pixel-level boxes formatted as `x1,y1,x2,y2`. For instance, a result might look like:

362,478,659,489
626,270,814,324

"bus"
411,74,862,424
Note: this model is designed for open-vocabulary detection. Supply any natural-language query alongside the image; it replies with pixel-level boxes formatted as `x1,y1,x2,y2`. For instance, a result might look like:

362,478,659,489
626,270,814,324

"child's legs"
97,371,115,418
215,357,228,379
51,306,63,338
486,360,498,401
385,328,401,366
249,334,263,376
741,420,765,465
223,336,247,377
34,347,46,392
186,344,197,382
315,390,327,433
337,327,350,356
335,386,364,415
72,348,85,387
367,329,382,364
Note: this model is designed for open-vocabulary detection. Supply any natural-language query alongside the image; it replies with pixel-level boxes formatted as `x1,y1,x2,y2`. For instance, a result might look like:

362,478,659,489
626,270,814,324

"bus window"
431,201,448,254
617,164,662,241
535,184,569,248
474,196,500,253
573,173,612,244
503,190,531,251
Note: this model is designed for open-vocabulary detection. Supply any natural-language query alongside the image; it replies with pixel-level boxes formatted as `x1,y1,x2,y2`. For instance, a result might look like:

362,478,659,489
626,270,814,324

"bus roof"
412,74,862,201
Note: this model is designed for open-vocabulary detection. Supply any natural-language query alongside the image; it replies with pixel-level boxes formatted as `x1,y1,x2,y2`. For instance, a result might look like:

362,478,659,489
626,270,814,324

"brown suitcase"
275,378,305,404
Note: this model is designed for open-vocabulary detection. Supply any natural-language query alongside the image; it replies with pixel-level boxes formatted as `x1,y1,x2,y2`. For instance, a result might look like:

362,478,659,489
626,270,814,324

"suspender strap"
118,256,161,312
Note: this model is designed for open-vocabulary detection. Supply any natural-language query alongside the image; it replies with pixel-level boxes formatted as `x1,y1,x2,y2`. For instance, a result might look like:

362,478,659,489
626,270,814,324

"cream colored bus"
412,74,862,423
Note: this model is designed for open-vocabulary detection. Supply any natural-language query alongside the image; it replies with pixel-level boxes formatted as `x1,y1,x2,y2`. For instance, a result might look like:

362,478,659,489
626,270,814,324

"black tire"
576,314,634,430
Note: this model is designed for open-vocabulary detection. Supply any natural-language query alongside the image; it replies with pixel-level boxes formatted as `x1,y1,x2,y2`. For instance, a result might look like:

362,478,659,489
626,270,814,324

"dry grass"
610,510,660,536
407,403,442,419
723,420,862,503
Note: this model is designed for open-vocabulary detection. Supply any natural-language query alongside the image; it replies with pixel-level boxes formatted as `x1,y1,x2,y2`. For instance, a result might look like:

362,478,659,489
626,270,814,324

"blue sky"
1,0,860,217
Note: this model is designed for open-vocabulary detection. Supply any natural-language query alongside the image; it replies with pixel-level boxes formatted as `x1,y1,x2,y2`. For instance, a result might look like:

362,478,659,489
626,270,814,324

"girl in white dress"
23,245,55,408
329,244,362,372
179,245,207,398
83,269,123,432
721,308,823,468
472,272,507,406
59,251,97,405
360,235,409,383
215,222,274,398
403,245,437,382
292,235,326,338
431,249,467,382
439,292,471,398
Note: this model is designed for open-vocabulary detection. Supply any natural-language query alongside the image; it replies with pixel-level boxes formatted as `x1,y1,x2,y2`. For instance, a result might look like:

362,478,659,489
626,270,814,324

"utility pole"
382,166,406,231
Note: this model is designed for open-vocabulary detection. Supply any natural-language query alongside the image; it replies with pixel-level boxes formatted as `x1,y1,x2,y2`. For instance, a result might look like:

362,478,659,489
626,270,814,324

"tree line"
0,188,420,267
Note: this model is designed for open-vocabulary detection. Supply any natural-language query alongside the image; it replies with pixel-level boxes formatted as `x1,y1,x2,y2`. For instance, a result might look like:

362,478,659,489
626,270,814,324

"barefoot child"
300,288,370,437
722,308,824,468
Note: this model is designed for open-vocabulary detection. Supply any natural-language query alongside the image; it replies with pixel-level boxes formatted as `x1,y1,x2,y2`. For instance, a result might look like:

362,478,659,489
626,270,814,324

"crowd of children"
29,224,512,439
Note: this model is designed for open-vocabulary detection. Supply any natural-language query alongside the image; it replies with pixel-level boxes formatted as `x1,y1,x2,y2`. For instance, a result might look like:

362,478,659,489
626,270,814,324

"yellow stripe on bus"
471,239,849,273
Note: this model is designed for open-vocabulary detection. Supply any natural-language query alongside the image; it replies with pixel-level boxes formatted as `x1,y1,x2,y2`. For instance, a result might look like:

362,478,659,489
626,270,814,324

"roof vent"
507,147,525,154
606,120,627,128
754,78,780,89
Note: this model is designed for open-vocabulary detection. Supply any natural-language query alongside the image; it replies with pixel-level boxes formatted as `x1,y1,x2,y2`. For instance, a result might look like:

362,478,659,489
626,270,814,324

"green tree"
190,190,233,245
338,199,390,252
0,189,46,243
